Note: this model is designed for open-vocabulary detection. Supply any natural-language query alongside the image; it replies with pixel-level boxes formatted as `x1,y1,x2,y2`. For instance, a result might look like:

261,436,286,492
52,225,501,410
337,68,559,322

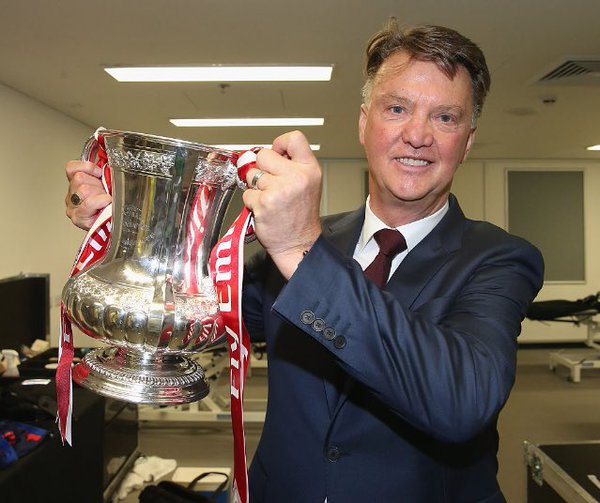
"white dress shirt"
353,196,449,281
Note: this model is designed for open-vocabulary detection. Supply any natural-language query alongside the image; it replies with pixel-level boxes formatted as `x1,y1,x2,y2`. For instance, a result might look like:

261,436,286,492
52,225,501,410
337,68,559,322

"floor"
498,346,600,502
115,346,600,502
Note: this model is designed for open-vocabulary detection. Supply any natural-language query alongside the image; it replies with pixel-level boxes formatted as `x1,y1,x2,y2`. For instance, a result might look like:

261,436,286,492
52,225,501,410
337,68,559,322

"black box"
525,440,600,502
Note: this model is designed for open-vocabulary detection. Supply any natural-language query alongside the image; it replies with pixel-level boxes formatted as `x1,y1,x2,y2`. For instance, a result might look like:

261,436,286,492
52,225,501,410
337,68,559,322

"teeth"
397,157,430,167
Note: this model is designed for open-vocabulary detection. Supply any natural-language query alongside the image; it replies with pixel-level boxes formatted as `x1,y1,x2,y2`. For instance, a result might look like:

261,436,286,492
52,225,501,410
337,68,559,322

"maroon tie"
364,229,407,288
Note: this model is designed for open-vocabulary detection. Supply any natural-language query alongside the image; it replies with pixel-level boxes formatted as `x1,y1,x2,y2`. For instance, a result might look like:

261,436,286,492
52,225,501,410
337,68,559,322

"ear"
358,104,368,146
461,128,476,163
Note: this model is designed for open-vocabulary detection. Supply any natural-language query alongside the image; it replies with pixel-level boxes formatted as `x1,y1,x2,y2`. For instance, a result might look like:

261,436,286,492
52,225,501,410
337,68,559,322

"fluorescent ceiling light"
170,118,324,127
104,66,333,82
213,144,321,151
586,144,600,151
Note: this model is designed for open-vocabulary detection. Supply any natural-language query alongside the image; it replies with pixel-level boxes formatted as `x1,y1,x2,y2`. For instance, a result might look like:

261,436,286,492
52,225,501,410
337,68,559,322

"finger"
65,160,102,181
241,186,259,213
271,131,316,165
71,170,105,190
81,193,112,213
66,171,111,212
67,171,105,203
66,192,112,216
246,167,270,190
66,193,112,231
255,147,292,176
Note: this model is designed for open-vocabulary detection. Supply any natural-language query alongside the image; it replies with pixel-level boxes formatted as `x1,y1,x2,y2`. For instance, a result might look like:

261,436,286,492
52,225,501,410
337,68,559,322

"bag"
0,420,49,468
139,471,229,503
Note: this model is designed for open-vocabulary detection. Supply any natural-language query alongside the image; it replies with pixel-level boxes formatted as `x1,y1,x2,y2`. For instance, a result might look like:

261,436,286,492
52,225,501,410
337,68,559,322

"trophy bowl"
62,129,240,404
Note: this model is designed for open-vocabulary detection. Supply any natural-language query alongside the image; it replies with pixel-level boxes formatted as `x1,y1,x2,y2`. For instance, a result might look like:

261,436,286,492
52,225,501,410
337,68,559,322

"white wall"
0,83,93,346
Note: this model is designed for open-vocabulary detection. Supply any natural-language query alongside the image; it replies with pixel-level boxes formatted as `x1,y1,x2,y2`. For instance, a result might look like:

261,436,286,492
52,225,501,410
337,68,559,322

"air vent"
537,59,600,85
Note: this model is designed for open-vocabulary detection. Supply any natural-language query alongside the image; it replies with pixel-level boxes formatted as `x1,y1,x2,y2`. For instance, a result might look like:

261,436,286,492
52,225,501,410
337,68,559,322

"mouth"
394,157,432,167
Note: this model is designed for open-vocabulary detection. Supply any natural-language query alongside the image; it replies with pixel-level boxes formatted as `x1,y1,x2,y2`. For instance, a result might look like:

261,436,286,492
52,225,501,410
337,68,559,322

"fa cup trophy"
62,128,241,404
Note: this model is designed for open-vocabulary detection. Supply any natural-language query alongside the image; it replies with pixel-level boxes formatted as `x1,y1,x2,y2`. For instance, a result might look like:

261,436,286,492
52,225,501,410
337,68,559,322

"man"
238,20,543,503
67,20,543,503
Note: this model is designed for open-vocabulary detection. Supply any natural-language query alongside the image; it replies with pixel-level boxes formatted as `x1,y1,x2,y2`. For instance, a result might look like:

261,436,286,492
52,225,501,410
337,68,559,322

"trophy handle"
80,127,107,162
79,128,112,195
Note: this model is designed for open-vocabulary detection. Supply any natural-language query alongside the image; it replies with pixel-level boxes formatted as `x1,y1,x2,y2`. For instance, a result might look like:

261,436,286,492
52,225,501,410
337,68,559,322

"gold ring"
70,193,82,206
250,170,265,189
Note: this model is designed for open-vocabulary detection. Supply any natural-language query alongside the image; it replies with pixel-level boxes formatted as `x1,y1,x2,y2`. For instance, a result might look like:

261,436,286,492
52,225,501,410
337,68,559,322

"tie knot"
373,229,407,257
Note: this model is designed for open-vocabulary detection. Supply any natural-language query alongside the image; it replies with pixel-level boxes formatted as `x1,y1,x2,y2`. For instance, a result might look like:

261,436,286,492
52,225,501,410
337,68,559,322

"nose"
401,114,433,149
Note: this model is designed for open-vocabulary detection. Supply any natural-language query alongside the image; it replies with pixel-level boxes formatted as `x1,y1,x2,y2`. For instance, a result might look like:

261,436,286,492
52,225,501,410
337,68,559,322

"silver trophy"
62,129,241,404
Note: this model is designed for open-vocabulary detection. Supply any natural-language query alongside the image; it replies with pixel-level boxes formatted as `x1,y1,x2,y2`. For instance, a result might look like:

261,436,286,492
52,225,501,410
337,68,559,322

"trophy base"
72,347,209,404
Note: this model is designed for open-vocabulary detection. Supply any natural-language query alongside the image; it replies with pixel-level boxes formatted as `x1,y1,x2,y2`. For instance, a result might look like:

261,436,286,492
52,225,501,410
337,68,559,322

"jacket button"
323,327,336,341
300,310,315,325
333,336,346,349
312,318,325,332
326,445,340,462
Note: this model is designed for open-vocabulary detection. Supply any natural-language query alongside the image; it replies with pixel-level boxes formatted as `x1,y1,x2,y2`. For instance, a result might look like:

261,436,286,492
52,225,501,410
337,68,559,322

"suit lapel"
385,195,466,307
321,207,364,254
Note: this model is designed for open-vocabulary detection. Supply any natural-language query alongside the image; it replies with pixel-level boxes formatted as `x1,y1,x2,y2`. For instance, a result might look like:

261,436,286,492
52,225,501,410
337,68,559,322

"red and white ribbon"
58,134,257,503
57,131,112,445
209,148,258,503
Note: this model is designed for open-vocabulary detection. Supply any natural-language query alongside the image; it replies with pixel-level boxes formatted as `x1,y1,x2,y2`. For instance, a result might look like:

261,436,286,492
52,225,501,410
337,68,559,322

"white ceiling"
2,0,600,160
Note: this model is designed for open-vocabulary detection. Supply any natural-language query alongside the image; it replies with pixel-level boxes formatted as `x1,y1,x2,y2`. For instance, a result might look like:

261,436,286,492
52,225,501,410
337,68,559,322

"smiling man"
64,18,545,503
240,19,545,503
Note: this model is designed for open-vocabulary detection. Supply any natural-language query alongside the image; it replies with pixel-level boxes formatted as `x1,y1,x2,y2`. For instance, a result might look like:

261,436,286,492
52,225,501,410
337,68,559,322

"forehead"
373,51,473,105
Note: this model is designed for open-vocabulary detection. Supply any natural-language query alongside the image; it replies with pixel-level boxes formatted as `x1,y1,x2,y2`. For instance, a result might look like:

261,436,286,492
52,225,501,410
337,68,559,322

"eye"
434,112,462,131
389,105,404,115
437,113,457,124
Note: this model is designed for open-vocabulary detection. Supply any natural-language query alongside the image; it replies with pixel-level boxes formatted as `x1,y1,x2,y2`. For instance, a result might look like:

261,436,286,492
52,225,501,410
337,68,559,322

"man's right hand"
65,160,112,231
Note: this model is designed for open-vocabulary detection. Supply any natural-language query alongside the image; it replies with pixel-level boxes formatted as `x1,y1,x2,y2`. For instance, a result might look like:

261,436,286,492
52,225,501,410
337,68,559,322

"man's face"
359,51,476,225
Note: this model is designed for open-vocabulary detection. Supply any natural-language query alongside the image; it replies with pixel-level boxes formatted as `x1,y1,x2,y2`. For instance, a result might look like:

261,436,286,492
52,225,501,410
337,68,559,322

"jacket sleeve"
241,249,269,344
271,233,544,443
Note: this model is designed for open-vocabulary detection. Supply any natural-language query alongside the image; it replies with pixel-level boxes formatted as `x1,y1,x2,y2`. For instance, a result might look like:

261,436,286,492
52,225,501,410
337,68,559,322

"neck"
369,195,450,228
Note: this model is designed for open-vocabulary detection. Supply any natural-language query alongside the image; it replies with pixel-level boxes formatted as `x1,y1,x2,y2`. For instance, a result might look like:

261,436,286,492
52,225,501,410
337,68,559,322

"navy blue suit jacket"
242,195,544,502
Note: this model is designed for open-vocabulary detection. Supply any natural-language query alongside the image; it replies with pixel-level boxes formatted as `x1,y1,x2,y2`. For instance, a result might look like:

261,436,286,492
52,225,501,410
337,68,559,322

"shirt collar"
357,196,449,253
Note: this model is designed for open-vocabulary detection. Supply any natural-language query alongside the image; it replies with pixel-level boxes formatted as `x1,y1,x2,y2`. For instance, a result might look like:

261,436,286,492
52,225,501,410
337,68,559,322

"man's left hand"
242,131,322,279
